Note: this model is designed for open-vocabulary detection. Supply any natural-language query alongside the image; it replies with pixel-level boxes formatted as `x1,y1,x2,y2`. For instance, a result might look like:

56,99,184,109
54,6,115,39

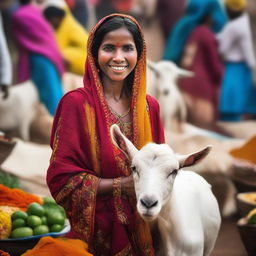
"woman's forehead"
101,27,135,44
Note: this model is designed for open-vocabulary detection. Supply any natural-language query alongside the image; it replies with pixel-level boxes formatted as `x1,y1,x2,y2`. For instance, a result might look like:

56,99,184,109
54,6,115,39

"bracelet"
113,177,128,224
113,177,122,198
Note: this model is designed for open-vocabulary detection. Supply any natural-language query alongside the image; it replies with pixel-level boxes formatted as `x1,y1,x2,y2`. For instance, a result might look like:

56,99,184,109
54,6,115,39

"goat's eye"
131,166,137,173
167,169,178,178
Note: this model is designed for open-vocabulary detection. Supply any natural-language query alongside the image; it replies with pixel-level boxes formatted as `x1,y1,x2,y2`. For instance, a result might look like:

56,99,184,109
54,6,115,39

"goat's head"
110,124,211,221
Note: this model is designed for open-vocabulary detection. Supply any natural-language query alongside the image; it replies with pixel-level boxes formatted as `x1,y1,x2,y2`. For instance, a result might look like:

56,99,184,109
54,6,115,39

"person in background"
47,14,164,255
43,0,89,76
177,0,224,128
217,0,256,121
163,0,227,64
0,0,13,99
11,0,64,116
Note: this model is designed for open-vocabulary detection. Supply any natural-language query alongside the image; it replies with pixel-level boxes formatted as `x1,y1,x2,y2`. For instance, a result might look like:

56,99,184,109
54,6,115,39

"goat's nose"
140,196,158,209
162,89,169,96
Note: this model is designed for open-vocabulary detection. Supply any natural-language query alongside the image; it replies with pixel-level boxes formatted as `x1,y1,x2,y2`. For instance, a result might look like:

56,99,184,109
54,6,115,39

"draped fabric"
163,0,227,64
47,13,165,256
12,4,64,83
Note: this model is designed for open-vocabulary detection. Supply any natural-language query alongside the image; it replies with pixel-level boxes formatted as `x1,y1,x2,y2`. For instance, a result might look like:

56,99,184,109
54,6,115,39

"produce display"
247,208,256,225
10,198,66,239
0,185,67,240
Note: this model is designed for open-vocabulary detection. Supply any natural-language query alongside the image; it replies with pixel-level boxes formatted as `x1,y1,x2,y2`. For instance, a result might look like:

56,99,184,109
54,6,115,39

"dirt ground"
211,216,247,256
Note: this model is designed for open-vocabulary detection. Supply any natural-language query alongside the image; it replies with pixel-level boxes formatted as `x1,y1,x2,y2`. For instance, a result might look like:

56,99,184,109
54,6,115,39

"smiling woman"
46,14,165,255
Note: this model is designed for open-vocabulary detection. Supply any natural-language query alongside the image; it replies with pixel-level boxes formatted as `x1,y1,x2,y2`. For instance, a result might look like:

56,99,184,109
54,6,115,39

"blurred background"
1,0,256,255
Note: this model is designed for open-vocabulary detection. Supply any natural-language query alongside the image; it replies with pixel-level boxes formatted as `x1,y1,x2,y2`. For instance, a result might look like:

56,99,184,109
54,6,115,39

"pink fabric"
12,4,64,82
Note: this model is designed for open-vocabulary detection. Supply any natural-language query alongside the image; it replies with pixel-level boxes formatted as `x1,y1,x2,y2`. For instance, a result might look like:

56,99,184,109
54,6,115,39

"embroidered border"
113,177,128,224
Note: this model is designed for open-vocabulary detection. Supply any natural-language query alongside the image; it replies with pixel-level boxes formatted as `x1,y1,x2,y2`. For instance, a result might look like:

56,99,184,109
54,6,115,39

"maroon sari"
47,14,164,256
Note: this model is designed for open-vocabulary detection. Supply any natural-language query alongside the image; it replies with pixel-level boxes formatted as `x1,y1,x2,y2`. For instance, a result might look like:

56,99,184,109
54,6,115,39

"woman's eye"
123,45,134,52
102,45,114,51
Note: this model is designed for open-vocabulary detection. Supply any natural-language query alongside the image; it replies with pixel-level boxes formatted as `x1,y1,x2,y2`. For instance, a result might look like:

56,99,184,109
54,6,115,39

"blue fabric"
30,54,63,116
163,0,227,63
219,62,256,118
219,113,241,122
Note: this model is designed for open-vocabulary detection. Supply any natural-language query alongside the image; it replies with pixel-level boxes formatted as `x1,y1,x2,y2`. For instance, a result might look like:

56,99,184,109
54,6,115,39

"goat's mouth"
140,212,157,222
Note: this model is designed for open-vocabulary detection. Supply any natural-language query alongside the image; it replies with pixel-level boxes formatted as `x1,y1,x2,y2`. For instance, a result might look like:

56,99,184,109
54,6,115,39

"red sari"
47,14,164,256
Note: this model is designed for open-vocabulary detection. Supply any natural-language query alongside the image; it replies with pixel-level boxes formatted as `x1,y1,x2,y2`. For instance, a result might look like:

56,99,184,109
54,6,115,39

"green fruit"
11,211,28,220
27,215,42,228
47,212,65,226
33,225,49,235
43,196,56,204
41,216,48,225
248,215,256,225
11,227,33,238
27,202,45,217
50,224,64,233
12,218,26,230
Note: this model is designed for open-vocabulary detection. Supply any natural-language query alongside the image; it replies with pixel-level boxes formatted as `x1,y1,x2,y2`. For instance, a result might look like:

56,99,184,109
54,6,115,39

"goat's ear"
110,124,138,161
177,68,194,79
177,145,212,168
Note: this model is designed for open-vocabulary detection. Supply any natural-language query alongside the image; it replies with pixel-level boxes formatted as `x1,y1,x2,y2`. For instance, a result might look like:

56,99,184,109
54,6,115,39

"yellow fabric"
21,236,93,256
225,0,246,11
55,9,89,75
230,135,256,164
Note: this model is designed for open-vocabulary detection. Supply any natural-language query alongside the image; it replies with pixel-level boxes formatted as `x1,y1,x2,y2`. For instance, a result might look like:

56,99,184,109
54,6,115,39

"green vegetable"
0,170,20,188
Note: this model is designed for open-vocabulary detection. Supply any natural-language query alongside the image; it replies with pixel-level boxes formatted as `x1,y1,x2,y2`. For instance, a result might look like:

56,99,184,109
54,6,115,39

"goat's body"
156,171,221,256
0,81,38,140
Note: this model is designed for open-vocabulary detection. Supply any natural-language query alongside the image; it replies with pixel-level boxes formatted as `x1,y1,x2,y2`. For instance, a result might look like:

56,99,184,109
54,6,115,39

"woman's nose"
112,49,125,62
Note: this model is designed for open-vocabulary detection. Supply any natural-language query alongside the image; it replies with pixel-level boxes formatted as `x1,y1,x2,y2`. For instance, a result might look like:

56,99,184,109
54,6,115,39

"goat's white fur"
0,80,39,141
111,124,221,256
146,60,193,129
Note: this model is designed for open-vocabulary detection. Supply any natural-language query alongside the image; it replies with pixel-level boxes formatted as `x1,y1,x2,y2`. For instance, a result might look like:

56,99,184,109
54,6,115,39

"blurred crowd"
0,0,256,131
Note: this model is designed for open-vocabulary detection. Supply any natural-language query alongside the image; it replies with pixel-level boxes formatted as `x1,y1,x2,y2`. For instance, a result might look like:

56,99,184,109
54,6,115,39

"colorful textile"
225,0,246,11
47,13,165,256
46,1,89,75
163,0,227,64
219,62,256,115
12,4,64,83
179,25,223,106
30,54,63,115
21,236,92,256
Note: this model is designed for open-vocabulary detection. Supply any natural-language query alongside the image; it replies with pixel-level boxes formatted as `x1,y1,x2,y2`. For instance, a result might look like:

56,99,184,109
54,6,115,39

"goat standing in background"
111,124,221,256
147,60,193,130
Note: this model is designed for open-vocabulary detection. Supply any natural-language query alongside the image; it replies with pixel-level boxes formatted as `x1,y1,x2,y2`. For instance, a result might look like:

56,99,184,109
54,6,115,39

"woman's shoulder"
60,88,89,106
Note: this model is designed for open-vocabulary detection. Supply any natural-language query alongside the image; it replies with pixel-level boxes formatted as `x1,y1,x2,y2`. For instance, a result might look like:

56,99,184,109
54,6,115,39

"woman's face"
98,27,138,86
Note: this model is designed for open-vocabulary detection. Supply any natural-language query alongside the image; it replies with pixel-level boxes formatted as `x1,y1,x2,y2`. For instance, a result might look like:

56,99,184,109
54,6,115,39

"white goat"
111,124,221,256
147,60,193,129
0,80,39,141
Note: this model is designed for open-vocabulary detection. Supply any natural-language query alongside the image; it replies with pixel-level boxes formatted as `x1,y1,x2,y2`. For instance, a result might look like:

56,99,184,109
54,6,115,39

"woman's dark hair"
44,7,66,20
92,16,143,62
91,16,143,93
19,0,30,5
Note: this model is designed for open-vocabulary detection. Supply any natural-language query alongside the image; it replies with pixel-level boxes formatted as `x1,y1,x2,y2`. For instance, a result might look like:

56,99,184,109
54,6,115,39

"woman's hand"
121,174,136,196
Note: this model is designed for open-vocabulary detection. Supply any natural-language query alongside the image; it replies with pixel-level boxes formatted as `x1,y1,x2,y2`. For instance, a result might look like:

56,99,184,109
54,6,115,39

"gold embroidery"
50,117,61,163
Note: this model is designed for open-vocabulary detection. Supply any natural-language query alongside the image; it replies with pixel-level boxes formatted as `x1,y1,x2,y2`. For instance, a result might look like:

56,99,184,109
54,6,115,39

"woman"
163,0,226,129
43,0,89,76
163,0,227,64
47,14,164,255
12,0,64,116
217,0,256,121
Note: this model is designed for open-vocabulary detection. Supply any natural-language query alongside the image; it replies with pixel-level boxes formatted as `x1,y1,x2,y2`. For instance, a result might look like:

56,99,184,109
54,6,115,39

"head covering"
84,13,152,150
163,0,227,63
225,0,246,11
12,4,64,82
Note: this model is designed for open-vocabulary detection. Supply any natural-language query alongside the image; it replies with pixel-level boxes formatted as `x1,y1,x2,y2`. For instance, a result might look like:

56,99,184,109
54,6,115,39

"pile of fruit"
0,197,66,239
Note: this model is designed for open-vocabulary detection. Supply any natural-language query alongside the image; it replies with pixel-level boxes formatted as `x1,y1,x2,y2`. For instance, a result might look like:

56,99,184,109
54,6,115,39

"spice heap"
0,185,42,211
